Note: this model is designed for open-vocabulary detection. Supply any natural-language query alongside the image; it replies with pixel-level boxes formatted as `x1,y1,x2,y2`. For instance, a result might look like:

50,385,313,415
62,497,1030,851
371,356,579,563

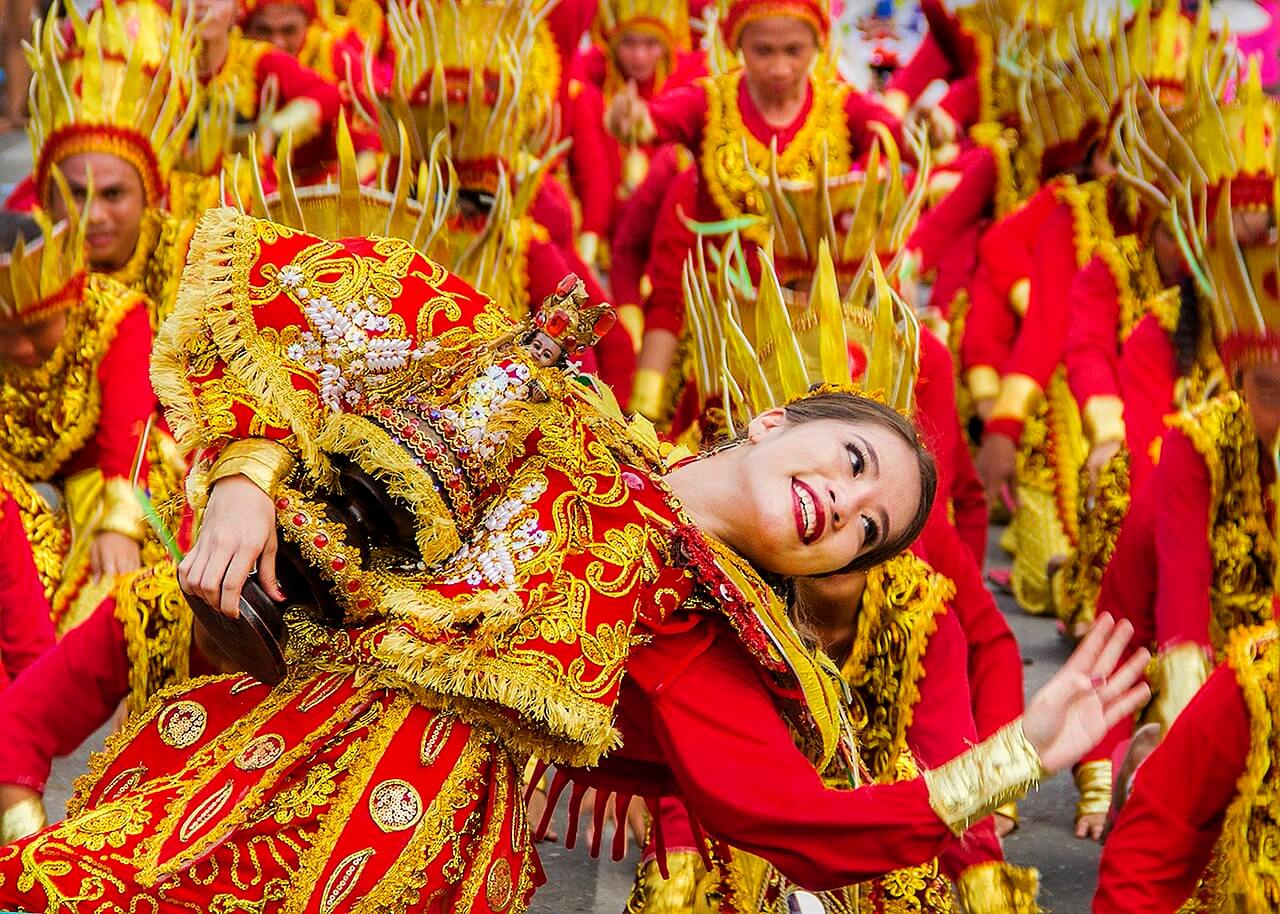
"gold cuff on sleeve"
1144,642,1212,734
98,476,148,541
923,720,1048,836
957,861,1043,914
629,368,667,422
883,88,911,120
1009,278,1030,317
270,98,324,147
966,365,1002,403
1082,396,1126,447
1073,759,1113,819
0,794,47,844
616,304,645,353
208,439,297,499
990,373,1043,422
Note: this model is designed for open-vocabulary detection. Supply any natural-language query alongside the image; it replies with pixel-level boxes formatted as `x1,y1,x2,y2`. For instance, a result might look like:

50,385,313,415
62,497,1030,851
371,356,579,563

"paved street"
1,129,1100,912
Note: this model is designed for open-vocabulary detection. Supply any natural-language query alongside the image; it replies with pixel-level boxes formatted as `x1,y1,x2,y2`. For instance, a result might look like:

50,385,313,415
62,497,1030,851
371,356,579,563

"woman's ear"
746,407,789,443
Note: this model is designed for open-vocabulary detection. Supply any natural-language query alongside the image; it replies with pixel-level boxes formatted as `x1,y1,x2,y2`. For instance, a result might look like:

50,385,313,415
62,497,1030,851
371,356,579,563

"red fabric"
921,519,1024,739
0,495,54,685
565,80,620,236
1063,255,1124,413
609,145,691,310
2,176,37,212
1093,663,1249,913
1149,429,1214,652
1116,316,1178,490
908,146,995,319
57,301,156,484
251,48,344,184
937,75,980,127
640,165,699,337
886,29,952,102
0,594,128,792
1002,199,1078,389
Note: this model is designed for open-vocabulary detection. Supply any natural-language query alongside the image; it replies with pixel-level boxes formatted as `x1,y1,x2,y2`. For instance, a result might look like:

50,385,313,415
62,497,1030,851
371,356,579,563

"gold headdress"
1127,0,1228,103
26,0,198,207
685,238,921,433
594,0,692,83
0,196,89,324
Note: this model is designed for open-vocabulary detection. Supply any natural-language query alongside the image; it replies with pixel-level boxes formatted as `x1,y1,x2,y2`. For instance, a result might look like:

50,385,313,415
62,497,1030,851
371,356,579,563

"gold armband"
208,439,297,499
966,365,1001,403
576,231,601,268
1144,642,1212,734
1009,278,1030,316
616,304,645,353
270,98,324,147
883,88,911,120
98,476,147,541
1083,396,1125,448
923,720,1048,836
629,368,666,422
990,374,1042,423
1073,759,1112,819
0,794,47,844
957,861,1042,914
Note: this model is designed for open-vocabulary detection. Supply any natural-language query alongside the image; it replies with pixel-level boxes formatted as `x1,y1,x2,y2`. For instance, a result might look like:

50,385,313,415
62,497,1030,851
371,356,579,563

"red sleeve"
1064,255,1123,413
531,178,577,252
921,520,1024,738
255,49,342,122
914,329,961,506
0,495,54,683
643,167,698,336
843,90,905,161
1117,317,1179,490
93,303,156,481
566,81,619,236
545,0,596,77
950,440,989,566
609,145,684,308
1151,430,1214,652
910,608,1007,878
886,31,951,101
959,260,1017,376
647,84,709,155
908,146,996,275
1003,201,1078,388
0,595,129,792
937,75,980,128
629,620,960,892
1094,664,1249,914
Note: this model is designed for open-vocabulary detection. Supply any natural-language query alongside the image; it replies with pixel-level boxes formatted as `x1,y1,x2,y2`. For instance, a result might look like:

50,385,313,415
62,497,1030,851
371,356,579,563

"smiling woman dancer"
0,209,1148,913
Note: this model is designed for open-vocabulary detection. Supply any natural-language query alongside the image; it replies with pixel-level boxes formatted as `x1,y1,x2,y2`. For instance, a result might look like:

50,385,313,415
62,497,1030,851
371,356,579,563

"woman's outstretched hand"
1022,613,1151,774
178,475,283,618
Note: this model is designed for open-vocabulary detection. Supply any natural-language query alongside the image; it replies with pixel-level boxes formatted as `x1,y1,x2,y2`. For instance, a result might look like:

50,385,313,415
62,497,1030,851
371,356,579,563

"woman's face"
1242,361,1280,448
738,16,818,102
614,29,666,85
723,409,922,577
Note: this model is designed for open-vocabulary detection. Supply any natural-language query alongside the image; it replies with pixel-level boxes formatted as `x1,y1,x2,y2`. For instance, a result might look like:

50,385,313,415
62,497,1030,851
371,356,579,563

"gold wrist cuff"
991,374,1042,423
1144,642,1212,734
1073,759,1112,819
883,88,911,120
967,365,1002,403
1009,278,1030,317
995,800,1019,826
0,794,47,843
616,304,645,353
577,231,600,267
98,476,147,540
923,720,1048,836
957,861,1042,914
209,439,297,499
270,98,324,147
1083,396,1125,447
629,368,666,421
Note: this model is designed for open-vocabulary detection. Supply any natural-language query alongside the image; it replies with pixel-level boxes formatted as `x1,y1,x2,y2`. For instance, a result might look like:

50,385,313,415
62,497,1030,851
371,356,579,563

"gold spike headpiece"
0,203,89,324
26,0,198,207
373,0,561,195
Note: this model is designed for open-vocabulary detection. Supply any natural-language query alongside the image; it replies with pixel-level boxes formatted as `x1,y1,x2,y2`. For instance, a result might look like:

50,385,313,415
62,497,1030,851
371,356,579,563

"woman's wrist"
208,439,296,500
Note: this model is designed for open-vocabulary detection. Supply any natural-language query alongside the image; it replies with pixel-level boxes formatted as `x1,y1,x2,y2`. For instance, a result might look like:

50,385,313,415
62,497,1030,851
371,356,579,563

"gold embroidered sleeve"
98,477,148,541
966,365,1001,403
922,720,1048,836
1073,758,1112,819
1146,642,1213,734
990,373,1043,422
208,438,297,498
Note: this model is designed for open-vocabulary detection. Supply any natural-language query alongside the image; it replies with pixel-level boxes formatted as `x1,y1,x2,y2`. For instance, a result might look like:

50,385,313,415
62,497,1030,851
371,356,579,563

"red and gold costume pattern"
0,211,1048,912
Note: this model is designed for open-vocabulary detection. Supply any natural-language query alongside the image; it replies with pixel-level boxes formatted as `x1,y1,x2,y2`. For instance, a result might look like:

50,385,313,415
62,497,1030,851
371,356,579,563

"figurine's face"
738,16,818,102
48,152,146,272
1241,361,1280,450
715,409,923,577
527,331,563,367
614,29,666,85
244,3,310,57
0,311,68,369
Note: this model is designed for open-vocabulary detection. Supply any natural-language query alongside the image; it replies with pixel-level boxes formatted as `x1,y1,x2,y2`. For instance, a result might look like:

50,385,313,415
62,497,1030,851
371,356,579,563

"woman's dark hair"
1172,276,1202,379
0,212,41,252
780,390,938,574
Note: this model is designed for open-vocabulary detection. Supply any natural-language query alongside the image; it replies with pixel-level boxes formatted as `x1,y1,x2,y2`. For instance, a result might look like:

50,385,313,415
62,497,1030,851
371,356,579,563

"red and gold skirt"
0,669,538,913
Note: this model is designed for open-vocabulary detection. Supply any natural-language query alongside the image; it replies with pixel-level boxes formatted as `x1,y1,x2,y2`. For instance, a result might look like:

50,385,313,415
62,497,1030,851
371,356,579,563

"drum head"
184,581,288,686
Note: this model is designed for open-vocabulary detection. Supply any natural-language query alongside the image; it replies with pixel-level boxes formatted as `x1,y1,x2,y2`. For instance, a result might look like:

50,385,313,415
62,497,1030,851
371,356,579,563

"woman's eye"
861,515,879,546
847,444,865,477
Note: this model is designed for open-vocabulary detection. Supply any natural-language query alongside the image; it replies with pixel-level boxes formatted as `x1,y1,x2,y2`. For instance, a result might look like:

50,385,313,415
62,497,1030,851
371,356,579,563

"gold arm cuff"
1009,278,1030,317
616,304,645,353
883,88,911,119
98,476,147,540
923,720,1048,836
967,365,1002,403
629,368,667,421
0,794,47,843
270,98,324,147
1082,396,1126,447
208,439,297,499
1144,642,1212,734
995,800,1019,825
639,274,653,300
928,169,963,204
1073,759,1113,819
990,374,1043,423
576,231,600,268
957,861,1043,914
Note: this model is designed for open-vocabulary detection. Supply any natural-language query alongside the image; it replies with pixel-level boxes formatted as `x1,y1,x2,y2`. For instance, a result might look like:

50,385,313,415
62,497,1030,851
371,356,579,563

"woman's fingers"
257,534,284,602
1102,682,1152,732
1097,647,1151,704
218,545,258,618
1061,613,1116,675
1089,618,1135,681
